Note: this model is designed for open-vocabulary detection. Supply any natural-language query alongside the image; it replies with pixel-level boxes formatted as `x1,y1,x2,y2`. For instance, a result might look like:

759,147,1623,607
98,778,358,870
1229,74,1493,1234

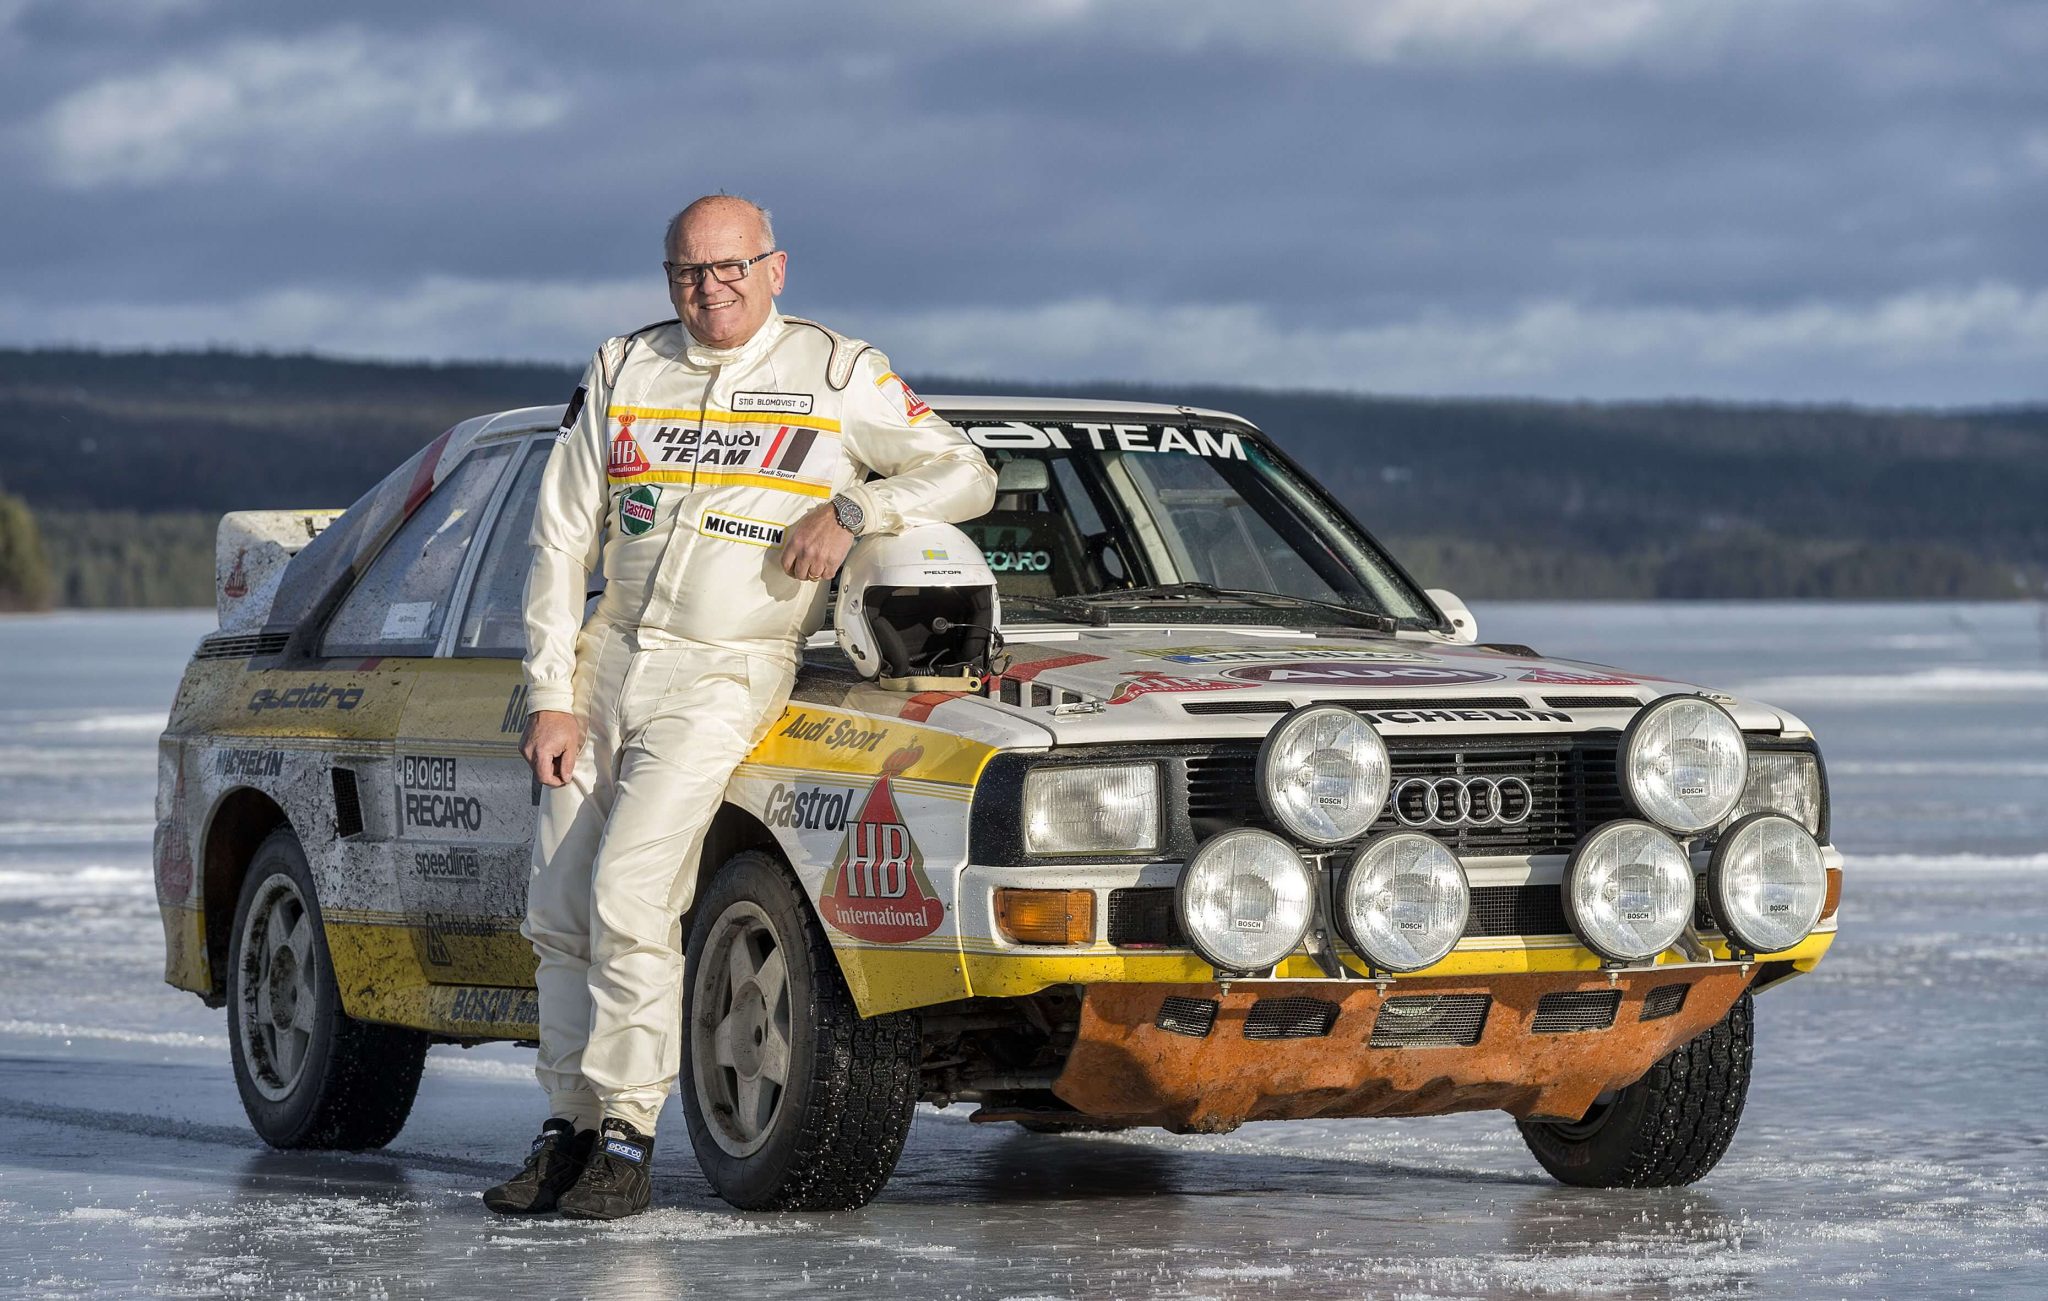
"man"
483,195,994,1219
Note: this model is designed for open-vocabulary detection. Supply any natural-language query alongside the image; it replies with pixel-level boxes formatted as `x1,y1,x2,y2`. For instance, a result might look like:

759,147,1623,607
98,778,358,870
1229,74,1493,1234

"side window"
320,446,512,657
454,442,551,656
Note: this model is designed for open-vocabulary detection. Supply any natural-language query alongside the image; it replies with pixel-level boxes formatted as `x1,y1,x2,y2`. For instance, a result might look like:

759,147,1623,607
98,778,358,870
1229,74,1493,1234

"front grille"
1243,997,1340,1040
1183,699,1289,716
1370,994,1490,1047
1694,874,1721,934
195,631,290,660
1183,735,1627,859
1542,695,1641,710
1531,990,1622,1034
1640,983,1689,1022
1108,888,1186,947
1156,996,1218,1038
1466,885,1570,937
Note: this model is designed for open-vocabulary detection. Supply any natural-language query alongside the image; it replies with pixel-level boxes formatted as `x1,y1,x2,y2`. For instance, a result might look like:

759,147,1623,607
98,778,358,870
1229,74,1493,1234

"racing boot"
482,1118,596,1215
557,1117,654,1220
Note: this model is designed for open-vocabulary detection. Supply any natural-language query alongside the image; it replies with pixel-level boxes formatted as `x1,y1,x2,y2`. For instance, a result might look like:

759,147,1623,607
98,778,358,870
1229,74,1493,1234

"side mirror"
1426,588,1478,644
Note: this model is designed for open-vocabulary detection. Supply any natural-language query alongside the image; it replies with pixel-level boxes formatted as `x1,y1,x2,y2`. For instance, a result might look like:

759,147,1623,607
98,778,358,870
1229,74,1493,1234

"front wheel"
681,849,920,1210
1518,991,1753,1188
227,827,428,1149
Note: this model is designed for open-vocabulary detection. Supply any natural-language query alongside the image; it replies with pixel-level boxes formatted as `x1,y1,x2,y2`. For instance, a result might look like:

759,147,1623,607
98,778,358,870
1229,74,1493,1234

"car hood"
961,626,1805,746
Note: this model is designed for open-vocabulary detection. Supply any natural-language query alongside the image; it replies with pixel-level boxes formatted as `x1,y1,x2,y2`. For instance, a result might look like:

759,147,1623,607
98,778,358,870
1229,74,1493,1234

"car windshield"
950,417,1437,627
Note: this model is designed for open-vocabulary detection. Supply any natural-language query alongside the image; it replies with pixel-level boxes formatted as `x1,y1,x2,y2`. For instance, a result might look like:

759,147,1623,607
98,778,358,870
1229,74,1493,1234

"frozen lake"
3,602,2045,1299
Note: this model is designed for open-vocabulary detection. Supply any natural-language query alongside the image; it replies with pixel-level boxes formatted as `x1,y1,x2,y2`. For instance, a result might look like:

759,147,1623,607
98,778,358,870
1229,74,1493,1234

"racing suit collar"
682,309,787,369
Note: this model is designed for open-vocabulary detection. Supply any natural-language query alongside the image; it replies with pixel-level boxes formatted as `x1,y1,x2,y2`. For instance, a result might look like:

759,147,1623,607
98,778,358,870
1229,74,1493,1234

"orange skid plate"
1052,967,1753,1133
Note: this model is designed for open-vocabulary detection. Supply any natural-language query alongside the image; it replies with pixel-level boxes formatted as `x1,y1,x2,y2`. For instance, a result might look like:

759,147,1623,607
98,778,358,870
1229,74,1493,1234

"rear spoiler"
216,510,344,632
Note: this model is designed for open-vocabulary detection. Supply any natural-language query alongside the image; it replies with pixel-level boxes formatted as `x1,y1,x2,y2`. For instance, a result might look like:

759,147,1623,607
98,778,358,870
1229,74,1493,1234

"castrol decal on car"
819,745,945,944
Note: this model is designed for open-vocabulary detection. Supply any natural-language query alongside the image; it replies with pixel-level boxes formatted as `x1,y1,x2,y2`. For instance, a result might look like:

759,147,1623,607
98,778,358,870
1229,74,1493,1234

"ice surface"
1,603,2045,1299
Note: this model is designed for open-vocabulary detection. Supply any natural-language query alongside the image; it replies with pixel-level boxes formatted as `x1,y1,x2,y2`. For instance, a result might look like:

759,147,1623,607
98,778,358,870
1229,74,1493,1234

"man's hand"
780,501,856,583
522,710,582,788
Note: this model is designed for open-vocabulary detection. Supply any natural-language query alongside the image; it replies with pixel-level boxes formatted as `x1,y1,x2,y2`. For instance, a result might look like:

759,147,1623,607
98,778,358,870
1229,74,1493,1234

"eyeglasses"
663,250,779,287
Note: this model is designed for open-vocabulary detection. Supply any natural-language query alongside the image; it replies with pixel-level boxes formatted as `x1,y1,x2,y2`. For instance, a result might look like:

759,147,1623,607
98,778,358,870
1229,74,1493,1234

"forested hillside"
1,348,2041,605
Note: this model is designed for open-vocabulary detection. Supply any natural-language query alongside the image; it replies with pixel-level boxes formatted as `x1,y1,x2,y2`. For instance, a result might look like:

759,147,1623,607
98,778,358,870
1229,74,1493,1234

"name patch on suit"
699,509,787,548
730,391,815,415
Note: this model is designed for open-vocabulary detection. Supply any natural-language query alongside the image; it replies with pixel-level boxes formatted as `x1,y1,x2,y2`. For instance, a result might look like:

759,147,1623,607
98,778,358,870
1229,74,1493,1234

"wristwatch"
830,493,865,535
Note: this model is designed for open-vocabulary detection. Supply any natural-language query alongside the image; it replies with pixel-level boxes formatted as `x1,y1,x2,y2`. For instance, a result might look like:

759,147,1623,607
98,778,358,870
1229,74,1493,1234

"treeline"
0,346,2041,606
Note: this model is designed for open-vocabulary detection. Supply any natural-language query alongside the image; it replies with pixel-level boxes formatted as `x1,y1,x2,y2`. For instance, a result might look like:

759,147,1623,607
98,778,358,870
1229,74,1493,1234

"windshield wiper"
1073,582,1396,632
1001,593,1108,626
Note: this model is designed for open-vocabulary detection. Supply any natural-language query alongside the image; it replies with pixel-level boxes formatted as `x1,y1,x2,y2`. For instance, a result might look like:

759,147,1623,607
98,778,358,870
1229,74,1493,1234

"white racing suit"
519,309,994,1134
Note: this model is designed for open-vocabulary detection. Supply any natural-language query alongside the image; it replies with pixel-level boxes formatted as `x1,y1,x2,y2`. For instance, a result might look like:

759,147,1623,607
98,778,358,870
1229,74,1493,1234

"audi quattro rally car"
155,394,1841,1210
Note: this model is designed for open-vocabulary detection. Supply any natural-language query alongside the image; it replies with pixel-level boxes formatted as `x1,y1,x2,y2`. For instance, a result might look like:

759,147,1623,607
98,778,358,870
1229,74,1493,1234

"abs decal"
1219,663,1505,689
819,746,945,944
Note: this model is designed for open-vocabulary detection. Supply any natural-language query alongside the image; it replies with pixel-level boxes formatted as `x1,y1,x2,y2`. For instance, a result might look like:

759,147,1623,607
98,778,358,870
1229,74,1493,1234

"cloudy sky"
2,0,2042,404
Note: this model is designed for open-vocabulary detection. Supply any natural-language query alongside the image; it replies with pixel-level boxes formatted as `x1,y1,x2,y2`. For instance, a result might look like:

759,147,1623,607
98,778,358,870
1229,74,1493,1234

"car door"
389,436,552,986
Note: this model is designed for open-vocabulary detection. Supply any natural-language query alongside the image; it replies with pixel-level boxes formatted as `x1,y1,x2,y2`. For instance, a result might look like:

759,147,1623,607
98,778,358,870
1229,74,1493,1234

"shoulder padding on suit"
780,316,873,391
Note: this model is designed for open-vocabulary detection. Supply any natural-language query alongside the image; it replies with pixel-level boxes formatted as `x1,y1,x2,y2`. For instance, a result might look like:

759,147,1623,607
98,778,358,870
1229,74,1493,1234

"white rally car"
154,396,1840,1209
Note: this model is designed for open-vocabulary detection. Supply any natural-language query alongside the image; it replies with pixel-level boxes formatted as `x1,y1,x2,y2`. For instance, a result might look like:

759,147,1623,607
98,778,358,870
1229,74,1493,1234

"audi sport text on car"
155,397,1840,1207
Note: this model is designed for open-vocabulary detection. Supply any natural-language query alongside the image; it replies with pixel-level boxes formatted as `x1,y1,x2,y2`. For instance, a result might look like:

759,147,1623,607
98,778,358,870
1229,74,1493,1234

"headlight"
1256,705,1391,845
1339,833,1470,972
1176,829,1314,972
1708,813,1826,953
1023,763,1159,855
1731,749,1823,836
1621,695,1748,834
1564,820,1696,962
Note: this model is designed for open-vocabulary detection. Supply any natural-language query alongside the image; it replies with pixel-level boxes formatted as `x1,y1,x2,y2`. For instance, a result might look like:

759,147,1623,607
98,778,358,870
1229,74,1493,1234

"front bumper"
1051,962,1759,1133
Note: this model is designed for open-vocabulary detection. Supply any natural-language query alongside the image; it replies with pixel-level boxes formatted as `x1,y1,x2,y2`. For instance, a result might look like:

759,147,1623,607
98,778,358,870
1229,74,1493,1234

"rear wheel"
1518,991,1753,1188
681,849,920,1210
227,827,428,1149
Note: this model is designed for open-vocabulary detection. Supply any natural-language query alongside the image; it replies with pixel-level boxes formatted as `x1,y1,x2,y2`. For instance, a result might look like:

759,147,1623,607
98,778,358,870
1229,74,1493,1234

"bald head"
662,194,786,349
664,195,774,262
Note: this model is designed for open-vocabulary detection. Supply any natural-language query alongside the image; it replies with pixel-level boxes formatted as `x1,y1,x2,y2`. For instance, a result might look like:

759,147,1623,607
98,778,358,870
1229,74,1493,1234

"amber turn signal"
995,888,1096,946
1821,867,1843,921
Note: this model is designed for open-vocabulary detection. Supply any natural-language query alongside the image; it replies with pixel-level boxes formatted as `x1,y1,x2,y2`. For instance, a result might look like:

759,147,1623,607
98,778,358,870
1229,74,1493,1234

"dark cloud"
0,0,2041,402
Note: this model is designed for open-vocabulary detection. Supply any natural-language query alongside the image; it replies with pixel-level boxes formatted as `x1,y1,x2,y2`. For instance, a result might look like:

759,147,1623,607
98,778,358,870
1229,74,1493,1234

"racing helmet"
835,523,1002,690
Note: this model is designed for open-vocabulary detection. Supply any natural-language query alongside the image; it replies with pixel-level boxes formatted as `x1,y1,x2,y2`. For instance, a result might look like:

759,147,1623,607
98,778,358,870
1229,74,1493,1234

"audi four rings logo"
1392,776,1534,827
